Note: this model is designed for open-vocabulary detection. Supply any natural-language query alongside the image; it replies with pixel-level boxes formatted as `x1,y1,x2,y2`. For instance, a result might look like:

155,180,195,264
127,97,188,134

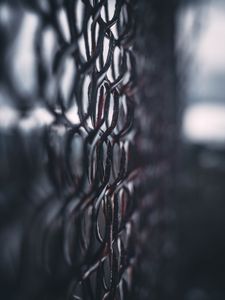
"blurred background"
177,0,225,299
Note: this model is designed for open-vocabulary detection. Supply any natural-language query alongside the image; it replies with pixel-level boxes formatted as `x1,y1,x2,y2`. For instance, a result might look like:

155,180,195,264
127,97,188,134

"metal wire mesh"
0,0,138,299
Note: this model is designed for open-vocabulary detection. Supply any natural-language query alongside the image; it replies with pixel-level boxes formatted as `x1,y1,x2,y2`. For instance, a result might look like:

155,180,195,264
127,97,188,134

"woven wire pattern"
0,0,137,299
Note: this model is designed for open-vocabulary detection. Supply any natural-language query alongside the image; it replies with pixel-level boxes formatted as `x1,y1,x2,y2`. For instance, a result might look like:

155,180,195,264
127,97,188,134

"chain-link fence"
0,1,139,299
0,1,178,300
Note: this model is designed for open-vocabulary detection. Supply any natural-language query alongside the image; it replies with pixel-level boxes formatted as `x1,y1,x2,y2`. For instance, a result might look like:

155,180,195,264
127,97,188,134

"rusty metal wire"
0,0,138,299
